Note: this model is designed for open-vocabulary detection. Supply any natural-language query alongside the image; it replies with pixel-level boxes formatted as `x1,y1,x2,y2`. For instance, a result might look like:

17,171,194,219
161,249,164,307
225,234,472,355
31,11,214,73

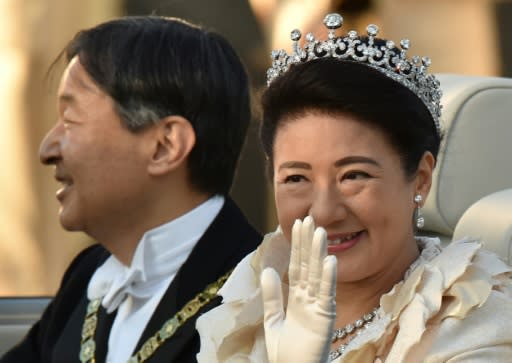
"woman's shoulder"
387,236,512,320
420,262,512,361
379,237,512,362
433,236,512,330
437,236,512,332
404,236,510,301
435,237,512,308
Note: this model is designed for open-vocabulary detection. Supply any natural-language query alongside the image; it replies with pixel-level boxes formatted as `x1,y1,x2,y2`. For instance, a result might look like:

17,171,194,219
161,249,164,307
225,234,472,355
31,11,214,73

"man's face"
39,57,153,236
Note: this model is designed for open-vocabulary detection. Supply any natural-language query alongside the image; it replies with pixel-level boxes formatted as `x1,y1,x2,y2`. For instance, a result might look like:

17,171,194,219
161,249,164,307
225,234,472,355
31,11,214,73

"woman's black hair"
260,57,441,180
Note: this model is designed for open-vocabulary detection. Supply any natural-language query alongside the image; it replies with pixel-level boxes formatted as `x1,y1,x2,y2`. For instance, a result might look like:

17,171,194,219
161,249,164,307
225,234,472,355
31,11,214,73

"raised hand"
261,216,337,363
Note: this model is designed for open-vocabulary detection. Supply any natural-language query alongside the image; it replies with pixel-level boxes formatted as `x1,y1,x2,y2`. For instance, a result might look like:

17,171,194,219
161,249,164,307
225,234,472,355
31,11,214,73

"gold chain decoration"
79,269,232,363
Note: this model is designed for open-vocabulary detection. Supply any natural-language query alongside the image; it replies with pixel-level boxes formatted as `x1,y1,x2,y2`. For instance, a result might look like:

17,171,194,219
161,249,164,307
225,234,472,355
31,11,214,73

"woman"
197,13,512,362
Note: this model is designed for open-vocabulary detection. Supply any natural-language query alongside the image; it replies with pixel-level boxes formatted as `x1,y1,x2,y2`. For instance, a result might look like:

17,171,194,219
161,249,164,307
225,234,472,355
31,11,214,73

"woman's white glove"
261,216,337,363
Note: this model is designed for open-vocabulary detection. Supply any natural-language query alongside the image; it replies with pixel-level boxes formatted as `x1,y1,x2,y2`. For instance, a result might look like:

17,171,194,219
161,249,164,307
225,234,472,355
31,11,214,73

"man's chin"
58,212,83,232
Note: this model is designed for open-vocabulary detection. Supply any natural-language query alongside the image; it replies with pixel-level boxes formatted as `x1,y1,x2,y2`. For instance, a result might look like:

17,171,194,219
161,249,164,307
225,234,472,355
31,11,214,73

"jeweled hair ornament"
266,13,443,136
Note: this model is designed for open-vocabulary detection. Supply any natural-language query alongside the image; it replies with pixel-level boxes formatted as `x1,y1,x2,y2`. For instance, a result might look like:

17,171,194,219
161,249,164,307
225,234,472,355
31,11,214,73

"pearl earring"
414,194,425,229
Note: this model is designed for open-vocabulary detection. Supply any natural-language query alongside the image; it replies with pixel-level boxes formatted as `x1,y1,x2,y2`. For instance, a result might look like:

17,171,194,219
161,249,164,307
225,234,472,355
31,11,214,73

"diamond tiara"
266,13,443,136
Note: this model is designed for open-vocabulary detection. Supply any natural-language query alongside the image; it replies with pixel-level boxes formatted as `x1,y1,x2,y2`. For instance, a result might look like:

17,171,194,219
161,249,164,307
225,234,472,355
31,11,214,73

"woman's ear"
147,115,196,176
414,151,435,203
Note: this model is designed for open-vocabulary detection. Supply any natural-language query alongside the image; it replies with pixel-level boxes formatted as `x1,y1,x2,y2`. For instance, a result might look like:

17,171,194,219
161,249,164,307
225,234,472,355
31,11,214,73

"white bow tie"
88,257,166,313
86,196,225,313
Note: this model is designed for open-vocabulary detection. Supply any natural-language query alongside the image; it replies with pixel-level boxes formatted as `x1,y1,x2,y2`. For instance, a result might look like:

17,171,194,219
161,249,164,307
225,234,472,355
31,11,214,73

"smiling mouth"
328,231,363,245
55,176,74,200
57,179,74,189
55,171,73,186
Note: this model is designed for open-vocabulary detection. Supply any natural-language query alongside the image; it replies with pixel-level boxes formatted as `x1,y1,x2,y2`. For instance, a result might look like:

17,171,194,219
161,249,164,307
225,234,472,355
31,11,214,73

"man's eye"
284,175,305,183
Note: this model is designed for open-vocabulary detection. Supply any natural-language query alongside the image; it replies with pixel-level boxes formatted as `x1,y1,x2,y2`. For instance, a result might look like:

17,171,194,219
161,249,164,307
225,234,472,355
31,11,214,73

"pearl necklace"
329,307,379,361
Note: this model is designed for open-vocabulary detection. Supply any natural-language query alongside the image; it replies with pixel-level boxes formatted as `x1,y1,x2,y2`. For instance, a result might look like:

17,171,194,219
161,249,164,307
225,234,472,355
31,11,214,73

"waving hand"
261,216,337,363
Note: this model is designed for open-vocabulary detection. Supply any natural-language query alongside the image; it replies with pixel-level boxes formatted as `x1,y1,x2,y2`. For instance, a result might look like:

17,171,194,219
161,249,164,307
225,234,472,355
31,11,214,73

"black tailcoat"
1,198,261,363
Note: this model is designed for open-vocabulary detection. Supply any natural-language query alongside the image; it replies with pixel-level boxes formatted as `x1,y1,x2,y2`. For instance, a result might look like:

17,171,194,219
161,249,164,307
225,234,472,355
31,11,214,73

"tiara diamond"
324,13,343,29
366,24,378,36
291,29,301,41
266,13,443,136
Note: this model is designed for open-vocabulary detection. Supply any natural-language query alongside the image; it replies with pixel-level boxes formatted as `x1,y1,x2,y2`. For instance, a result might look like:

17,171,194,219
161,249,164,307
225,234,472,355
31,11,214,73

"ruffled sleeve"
196,229,290,363
344,237,512,363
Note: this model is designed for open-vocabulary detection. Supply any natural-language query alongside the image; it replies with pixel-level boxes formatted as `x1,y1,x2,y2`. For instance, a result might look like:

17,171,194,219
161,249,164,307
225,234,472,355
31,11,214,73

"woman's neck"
333,238,420,328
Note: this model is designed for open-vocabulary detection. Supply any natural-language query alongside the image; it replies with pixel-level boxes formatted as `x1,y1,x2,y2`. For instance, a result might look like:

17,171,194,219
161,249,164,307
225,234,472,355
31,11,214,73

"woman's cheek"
276,195,308,242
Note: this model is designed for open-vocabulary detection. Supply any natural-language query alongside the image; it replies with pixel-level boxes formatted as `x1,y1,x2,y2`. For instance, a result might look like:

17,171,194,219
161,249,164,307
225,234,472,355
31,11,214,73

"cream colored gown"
197,230,512,362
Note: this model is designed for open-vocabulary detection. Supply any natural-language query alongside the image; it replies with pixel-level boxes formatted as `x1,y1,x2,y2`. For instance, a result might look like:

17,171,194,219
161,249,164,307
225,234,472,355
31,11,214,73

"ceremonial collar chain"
266,13,443,136
79,269,232,363
329,307,380,361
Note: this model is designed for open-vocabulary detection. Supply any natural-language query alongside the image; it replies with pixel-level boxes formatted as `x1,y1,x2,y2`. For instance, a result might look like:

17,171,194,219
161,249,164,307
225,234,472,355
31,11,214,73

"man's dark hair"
60,16,250,195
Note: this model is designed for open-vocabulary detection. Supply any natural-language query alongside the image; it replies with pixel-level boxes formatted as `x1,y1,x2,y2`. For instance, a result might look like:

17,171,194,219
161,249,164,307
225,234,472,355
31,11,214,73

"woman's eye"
284,174,305,183
343,171,370,180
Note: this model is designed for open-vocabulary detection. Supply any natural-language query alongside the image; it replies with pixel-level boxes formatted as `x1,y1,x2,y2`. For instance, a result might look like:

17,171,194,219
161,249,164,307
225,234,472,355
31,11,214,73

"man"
1,16,261,363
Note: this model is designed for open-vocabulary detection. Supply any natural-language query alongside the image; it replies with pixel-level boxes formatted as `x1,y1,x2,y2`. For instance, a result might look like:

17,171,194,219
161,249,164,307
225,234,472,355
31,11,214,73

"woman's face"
272,112,433,283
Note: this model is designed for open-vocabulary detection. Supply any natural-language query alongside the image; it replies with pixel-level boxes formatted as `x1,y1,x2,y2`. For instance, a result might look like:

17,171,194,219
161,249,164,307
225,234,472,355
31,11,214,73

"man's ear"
414,151,435,203
147,115,196,176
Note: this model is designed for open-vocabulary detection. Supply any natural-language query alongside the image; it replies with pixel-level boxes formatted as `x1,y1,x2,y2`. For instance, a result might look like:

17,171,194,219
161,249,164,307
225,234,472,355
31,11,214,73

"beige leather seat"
421,74,512,265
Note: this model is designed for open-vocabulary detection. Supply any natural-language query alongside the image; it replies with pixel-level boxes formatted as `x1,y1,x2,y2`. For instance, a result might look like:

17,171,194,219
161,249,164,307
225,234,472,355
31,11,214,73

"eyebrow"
334,156,381,168
278,161,311,171
277,156,381,171
58,93,76,104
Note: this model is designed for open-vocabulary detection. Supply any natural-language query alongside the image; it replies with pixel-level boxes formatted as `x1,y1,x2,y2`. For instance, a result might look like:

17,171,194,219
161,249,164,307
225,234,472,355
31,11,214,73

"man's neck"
92,191,213,266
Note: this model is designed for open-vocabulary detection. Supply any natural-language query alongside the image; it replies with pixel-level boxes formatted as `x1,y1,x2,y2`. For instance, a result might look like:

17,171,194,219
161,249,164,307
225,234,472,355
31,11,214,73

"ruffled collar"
88,195,224,313
343,236,511,362
197,229,512,363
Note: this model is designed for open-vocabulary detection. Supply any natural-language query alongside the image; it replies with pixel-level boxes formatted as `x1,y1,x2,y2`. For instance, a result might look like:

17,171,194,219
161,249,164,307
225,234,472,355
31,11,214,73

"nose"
308,183,347,228
39,122,63,165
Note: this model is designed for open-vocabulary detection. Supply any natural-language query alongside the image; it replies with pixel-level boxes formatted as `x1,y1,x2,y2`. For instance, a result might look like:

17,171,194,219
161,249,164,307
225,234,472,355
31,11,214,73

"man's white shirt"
87,195,224,363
